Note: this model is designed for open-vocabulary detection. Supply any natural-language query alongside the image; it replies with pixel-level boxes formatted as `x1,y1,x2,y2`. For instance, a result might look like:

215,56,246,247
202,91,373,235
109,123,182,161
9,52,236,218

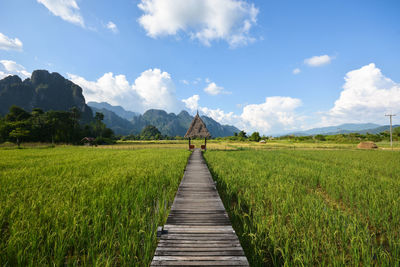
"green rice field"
204,149,400,266
1,144,399,266
0,147,189,266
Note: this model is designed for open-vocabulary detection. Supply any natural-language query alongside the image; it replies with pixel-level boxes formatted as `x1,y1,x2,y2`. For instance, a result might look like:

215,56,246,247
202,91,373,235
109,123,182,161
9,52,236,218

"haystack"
357,141,378,149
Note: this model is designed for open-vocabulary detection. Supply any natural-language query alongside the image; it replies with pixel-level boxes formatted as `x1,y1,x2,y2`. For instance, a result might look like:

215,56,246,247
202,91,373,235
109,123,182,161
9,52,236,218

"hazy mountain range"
87,101,139,120
89,102,240,137
287,123,396,136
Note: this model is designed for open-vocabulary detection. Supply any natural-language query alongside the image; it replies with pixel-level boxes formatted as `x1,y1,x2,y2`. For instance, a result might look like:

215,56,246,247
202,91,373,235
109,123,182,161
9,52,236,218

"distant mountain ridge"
88,103,240,137
0,70,93,122
288,123,395,136
88,102,139,120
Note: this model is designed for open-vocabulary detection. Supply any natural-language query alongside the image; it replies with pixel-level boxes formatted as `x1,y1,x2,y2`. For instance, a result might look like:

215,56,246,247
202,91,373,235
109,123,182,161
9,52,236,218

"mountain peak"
0,70,93,122
143,109,169,116
0,75,22,85
178,110,191,117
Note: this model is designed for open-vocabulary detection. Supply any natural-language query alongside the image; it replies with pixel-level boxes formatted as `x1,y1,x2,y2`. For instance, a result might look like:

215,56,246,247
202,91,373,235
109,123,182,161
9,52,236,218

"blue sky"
1,0,399,134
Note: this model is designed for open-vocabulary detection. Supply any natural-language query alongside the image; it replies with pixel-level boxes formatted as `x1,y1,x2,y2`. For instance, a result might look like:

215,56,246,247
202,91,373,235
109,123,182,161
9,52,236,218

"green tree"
249,132,261,142
393,127,400,140
94,112,105,137
6,105,31,122
30,108,47,142
9,127,30,148
45,111,75,144
70,107,81,142
314,134,326,141
238,130,247,139
141,125,162,140
0,117,8,143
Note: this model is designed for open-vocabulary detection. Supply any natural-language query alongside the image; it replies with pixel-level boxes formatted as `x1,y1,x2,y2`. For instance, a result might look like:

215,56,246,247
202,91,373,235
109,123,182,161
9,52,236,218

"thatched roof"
81,137,95,142
357,141,378,149
184,113,211,138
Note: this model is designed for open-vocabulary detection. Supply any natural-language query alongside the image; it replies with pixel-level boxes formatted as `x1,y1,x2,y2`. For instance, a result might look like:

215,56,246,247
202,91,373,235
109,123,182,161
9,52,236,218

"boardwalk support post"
157,226,168,238
157,226,163,238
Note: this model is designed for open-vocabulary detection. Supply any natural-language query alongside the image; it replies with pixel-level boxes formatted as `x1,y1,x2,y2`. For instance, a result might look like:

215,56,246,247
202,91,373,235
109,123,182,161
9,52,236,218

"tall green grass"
0,147,190,266
204,150,400,266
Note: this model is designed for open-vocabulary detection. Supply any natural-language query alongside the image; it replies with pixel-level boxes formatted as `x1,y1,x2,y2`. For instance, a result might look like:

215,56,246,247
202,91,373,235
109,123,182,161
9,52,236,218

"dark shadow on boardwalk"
151,149,249,266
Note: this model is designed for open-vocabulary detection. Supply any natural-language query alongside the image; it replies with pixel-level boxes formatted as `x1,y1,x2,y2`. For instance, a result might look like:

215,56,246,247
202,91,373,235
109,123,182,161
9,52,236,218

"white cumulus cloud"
0,33,23,51
0,60,31,79
240,96,303,133
322,63,400,125
68,68,182,113
204,82,230,95
134,69,181,112
37,0,84,27
137,0,259,47
106,21,118,33
183,94,303,134
182,94,200,111
304,55,332,67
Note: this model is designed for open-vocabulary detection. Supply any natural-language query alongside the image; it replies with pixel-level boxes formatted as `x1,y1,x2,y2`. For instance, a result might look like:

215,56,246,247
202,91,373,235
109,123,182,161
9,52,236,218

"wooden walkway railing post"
151,149,249,266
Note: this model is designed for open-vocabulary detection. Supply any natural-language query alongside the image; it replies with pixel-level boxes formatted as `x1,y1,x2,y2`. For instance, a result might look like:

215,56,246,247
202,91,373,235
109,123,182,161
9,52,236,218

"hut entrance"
184,112,211,150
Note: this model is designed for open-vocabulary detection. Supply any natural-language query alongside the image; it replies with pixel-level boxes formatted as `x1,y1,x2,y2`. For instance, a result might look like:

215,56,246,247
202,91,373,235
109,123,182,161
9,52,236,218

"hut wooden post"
188,137,191,150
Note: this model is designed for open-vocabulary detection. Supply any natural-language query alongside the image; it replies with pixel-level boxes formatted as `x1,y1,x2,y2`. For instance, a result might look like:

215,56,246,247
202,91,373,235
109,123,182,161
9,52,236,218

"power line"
385,113,396,149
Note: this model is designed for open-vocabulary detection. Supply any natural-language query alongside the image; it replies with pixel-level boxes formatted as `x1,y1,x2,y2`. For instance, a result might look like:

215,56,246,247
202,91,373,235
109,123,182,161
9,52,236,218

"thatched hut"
184,112,211,150
81,137,96,146
357,141,378,149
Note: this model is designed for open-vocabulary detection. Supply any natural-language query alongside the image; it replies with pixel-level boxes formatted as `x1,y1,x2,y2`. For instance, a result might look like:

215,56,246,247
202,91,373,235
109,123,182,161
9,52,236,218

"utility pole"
385,113,396,149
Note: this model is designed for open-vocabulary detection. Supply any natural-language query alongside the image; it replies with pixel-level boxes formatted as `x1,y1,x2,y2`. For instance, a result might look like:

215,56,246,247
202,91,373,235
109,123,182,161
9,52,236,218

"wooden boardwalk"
151,149,249,266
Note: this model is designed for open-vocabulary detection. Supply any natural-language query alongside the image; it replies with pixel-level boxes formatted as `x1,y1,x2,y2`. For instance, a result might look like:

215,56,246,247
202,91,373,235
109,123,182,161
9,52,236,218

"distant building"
81,137,96,146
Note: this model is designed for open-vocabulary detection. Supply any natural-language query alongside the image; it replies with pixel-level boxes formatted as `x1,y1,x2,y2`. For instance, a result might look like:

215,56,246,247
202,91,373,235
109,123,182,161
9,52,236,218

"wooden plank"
151,257,249,266
155,251,245,256
164,228,235,234
155,247,244,251
157,244,242,248
151,261,248,266
158,240,241,245
152,256,248,261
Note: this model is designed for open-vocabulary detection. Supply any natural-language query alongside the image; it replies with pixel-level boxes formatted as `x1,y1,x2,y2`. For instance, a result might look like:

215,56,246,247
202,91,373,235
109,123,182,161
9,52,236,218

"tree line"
275,130,400,143
0,105,114,147
214,129,400,143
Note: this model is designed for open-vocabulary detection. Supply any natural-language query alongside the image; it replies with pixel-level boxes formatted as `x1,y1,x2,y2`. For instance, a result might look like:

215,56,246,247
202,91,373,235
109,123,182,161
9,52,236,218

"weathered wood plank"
151,261,248,266
152,256,248,261
155,247,244,251
155,251,245,256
